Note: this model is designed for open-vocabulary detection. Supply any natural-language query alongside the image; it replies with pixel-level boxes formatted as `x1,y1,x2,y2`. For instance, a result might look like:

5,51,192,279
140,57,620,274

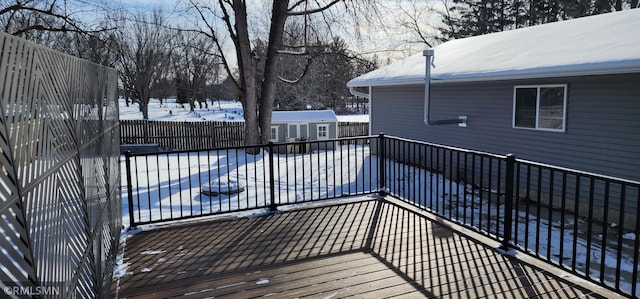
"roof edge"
348,66,640,87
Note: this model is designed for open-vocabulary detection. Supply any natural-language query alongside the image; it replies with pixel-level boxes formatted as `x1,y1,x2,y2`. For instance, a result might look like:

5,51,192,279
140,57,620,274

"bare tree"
274,36,367,111
113,11,173,119
186,0,376,148
1,0,112,42
394,0,440,48
174,31,221,111
0,0,120,65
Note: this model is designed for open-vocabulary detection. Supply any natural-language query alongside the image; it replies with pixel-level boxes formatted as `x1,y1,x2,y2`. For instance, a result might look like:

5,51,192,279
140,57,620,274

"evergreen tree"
438,0,638,42
439,0,514,41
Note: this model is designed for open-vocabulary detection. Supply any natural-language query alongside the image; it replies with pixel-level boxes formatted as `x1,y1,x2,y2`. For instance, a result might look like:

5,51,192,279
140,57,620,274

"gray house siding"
370,73,640,226
371,73,640,182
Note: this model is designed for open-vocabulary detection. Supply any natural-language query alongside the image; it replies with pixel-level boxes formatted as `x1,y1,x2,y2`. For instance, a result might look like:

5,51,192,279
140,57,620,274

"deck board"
113,197,615,298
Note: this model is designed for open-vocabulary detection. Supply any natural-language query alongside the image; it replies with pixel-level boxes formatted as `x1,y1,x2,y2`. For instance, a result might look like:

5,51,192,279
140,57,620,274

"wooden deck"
113,197,617,298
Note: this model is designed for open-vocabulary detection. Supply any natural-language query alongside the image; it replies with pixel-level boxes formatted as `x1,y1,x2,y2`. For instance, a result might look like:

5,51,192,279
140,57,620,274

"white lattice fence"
0,32,120,298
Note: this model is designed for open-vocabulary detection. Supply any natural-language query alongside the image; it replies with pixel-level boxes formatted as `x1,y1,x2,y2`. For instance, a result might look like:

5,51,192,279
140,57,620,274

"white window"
316,124,329,140
270,126,279,142
513,84,567,132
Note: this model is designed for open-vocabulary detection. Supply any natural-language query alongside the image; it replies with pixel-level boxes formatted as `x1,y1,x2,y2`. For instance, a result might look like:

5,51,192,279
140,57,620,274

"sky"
79,0,447,65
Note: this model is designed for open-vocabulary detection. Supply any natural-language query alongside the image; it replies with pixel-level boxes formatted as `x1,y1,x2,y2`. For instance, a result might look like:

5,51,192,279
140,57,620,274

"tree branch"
188,0,240,92
287,0,343,16
276,56,312,84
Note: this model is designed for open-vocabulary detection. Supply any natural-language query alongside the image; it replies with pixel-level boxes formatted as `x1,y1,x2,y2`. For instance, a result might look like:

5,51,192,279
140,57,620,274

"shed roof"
272,110,338,123
348,9,640,87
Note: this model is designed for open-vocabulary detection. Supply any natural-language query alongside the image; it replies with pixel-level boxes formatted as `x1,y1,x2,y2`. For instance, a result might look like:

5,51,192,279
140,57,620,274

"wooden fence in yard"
121,120,245,150
339,122,369,138
121,119,370,151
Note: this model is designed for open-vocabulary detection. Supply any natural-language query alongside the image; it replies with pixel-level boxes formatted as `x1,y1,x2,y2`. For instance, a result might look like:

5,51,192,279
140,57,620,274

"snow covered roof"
272,110,338,123
348,9,640,87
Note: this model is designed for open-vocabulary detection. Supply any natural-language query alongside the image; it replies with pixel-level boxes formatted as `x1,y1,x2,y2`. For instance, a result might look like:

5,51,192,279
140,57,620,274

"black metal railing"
512,159,640,296
124,136,377,226
124,133,639,297
379,135,640,298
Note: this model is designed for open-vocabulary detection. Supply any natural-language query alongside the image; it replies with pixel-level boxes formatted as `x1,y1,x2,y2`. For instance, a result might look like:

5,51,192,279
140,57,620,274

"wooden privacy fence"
339,121,369,138
121,119,370,151
121,120,245,150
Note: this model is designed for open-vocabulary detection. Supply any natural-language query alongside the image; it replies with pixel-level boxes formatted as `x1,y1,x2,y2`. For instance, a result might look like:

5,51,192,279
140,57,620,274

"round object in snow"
201,179,246,197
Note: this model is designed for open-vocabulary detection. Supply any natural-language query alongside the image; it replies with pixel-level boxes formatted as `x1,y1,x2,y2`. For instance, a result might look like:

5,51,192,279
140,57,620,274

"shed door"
288,124,308,140
288,124,297,139
299,124,308,139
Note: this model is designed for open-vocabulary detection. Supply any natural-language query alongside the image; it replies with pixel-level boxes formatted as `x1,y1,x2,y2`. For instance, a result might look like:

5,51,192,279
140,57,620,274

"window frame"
316,124,329,140
270,126,279,143
512,84,567,132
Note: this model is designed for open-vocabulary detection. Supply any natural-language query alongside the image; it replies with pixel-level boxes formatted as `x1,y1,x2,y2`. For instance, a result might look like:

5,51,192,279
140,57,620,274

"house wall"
370,73,640,182
370,73,640,226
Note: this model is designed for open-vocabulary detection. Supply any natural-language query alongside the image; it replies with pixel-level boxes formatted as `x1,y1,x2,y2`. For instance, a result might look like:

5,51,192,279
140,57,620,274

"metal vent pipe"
423,49,467,126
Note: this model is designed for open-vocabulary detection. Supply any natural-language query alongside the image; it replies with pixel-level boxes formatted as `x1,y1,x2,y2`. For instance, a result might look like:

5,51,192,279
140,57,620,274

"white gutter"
348,86,370,99
423,49,467,127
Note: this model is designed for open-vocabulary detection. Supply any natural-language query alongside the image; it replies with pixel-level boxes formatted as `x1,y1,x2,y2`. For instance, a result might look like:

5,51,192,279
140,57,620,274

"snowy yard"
119,98,245,122
119,98,369,123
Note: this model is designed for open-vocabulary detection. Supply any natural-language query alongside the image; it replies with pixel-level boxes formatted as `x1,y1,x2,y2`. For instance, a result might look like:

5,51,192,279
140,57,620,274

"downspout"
348,86,372,136
423,49,467,126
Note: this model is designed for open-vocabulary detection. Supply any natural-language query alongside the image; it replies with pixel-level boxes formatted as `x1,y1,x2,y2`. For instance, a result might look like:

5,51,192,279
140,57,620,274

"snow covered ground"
119,98,245,122
119,98,369,123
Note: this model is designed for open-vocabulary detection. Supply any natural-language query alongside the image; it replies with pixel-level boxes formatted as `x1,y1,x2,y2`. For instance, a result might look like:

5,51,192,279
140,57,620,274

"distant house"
270,110,338,152
348,9,640,182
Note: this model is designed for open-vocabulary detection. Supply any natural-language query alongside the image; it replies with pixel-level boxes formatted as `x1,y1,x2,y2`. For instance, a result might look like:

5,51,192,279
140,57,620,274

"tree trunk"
259,0,289,145
232,0,261,149
140,99,149,119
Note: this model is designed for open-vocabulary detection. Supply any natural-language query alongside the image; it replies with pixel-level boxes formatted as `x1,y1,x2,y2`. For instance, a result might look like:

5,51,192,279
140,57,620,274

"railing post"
124,150,136,228
378,133,386,196
268,142,277,211
501,153,516,250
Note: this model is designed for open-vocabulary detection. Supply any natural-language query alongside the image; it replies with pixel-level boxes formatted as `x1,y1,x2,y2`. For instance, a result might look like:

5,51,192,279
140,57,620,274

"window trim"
316,124,329,140
270,126,279,143
512,84,567,132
